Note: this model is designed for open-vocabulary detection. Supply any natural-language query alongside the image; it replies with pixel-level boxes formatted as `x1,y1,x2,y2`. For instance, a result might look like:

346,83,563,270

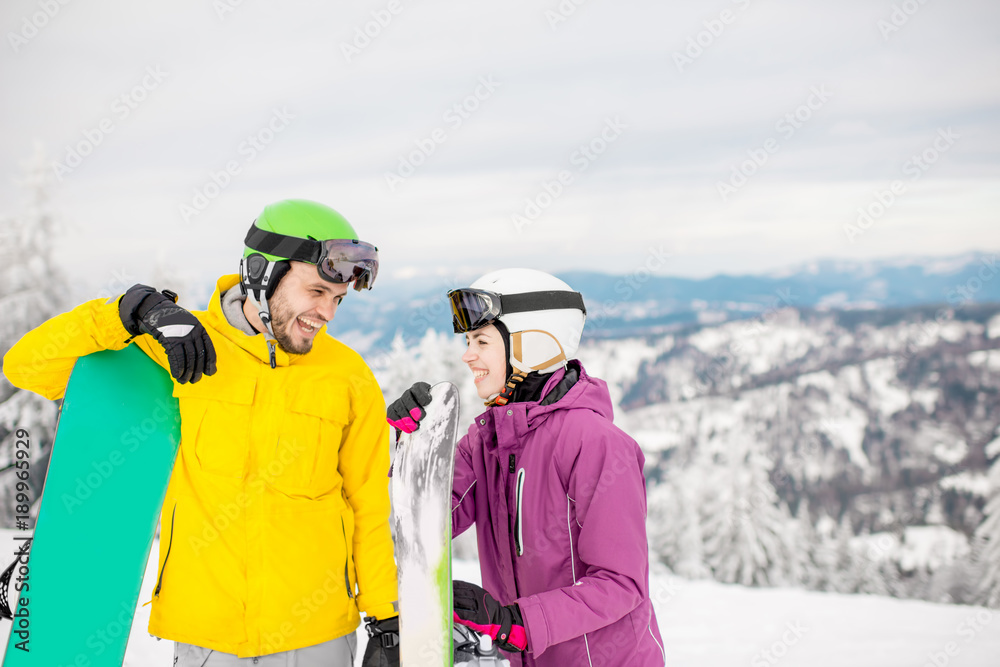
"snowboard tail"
3,346,180,666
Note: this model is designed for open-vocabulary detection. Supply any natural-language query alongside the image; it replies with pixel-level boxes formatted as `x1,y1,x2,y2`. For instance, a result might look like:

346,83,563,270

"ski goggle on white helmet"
448,269,587,374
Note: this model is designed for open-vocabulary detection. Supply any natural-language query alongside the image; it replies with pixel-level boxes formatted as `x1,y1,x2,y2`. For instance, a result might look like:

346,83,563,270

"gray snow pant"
173,634,357,666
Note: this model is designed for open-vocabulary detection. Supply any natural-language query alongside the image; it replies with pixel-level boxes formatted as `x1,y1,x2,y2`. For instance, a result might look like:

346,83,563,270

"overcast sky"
2,0,998,299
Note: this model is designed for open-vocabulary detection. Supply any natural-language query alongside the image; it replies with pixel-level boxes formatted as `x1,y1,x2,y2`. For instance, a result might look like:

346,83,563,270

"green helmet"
239,199,379,350
242,199,359,263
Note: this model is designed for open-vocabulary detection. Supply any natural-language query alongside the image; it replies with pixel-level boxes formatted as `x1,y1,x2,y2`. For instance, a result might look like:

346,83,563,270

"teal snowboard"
3,345,180,666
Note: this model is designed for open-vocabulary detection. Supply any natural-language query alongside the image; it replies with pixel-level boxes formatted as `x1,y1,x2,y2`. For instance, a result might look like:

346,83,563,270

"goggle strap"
500,291,587,316
244,226,322,264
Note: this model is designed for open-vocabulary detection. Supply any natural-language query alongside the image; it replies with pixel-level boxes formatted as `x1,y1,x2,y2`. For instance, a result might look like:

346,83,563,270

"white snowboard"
392,382,461,666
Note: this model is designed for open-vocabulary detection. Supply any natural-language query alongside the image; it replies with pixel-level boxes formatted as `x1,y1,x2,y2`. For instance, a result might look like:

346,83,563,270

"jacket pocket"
173,378,255,479
154,501,177,598
340,507,357,599
514,468,525,556
270,386,348,497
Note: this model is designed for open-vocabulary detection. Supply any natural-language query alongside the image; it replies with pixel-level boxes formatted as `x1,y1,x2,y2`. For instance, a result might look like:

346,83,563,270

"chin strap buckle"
488,370,527,407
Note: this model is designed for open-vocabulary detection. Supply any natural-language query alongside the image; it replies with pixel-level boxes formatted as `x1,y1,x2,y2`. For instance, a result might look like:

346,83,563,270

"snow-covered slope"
0,533,996,666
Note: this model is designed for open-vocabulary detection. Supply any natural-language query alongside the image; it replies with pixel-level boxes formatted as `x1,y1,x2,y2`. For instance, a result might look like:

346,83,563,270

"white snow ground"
0,531,996,666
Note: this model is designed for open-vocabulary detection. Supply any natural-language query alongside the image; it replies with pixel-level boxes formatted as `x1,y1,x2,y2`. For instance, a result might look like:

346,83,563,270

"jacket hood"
530,361,614,425
473,361,615,449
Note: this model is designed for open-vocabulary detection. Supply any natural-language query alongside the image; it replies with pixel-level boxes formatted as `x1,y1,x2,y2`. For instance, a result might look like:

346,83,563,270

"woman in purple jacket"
387,269,665,667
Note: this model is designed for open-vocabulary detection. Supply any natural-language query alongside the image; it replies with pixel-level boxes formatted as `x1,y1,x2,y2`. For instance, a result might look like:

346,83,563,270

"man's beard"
268,290,314,355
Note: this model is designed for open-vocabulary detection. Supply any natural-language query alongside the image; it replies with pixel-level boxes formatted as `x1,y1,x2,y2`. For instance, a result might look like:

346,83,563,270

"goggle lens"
319,240,379,291
448,289,501,333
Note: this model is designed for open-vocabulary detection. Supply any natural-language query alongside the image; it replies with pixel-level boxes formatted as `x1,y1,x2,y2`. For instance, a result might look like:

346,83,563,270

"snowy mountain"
579,303,1000,602
336,251,1000,351
599,304,1000,529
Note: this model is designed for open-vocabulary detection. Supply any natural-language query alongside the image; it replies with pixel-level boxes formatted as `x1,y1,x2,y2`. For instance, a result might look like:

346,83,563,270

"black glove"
386,382,432,434
362,616,399,667
119,284,217,384
452,581,527,653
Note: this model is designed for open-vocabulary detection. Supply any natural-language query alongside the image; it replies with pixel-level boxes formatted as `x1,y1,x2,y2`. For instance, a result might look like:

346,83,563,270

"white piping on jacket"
515,468,525,556
567,494,594,667
567,494,583,527
649,624,665,665
451,480,476,514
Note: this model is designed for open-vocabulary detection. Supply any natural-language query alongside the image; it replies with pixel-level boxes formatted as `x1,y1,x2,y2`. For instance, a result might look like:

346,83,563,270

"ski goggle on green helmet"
243,199,379,291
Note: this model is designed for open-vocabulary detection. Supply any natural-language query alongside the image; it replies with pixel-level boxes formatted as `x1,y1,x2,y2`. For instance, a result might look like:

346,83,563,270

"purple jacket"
452,362,665,667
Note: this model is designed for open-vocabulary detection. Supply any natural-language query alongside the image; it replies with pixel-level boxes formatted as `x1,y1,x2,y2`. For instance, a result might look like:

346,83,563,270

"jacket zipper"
340,516,354,599
154,502,177,597
514,468,525,557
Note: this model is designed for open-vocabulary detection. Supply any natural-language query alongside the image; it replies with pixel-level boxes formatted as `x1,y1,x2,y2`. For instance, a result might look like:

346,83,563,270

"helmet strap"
487,370,528,407
240,256,282,368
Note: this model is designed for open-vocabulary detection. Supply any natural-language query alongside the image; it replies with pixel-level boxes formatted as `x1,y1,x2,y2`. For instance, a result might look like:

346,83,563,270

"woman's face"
461,323,508,400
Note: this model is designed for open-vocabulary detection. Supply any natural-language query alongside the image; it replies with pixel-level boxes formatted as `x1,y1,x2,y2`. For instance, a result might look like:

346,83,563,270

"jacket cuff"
96,295,134,348
515,594,549,656
365,602,398,621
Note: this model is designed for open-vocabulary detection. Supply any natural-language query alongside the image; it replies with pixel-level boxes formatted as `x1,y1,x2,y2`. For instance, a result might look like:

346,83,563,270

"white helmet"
449,268,587,375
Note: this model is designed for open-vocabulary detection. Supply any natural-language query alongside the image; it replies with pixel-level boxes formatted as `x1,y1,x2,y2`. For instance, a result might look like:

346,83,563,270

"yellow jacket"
2,275,397,657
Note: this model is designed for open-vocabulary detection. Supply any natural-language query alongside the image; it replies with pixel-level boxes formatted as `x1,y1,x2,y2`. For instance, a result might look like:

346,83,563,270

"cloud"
2,0,998,293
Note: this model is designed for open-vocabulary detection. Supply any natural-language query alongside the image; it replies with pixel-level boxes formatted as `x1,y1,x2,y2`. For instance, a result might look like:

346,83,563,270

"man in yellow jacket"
2,199,399,666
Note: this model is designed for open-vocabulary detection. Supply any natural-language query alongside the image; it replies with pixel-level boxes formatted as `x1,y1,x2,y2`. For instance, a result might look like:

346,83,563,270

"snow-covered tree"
974,452,1000,607
809,511,841,592
828,515,859,594
0,146,71,526
647,466,710,579
844,530,899,597
700,437,792,586
786,499,821,588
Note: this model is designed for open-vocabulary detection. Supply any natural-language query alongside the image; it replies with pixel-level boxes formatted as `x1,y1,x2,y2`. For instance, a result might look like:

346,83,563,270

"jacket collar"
474,360,599,449
205,274,328,368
